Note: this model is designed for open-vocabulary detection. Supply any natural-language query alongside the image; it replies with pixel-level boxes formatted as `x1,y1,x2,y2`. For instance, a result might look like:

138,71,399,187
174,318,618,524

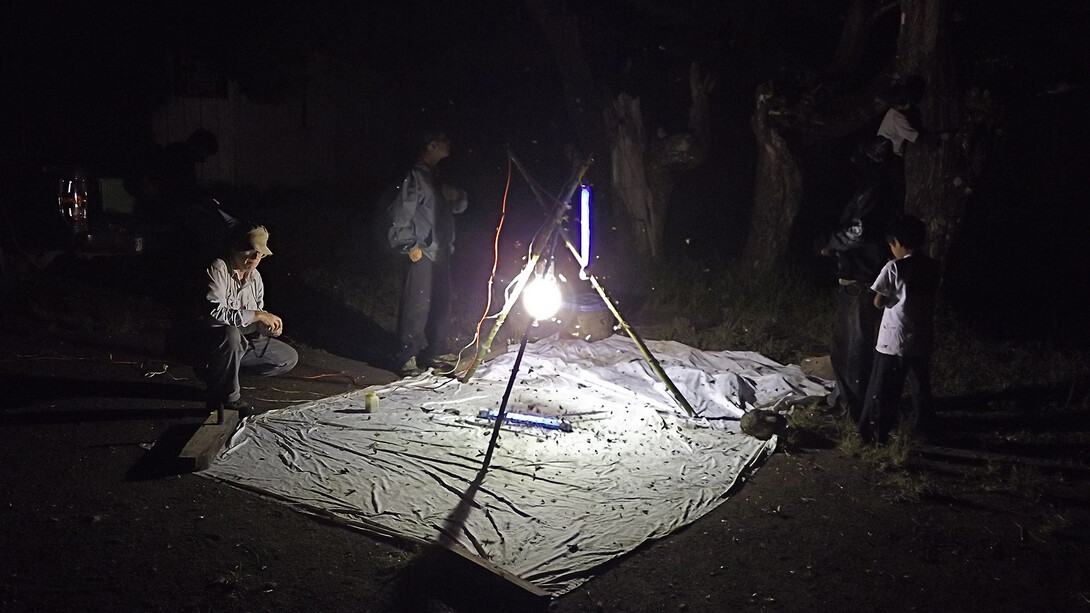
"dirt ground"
3,253,1090,613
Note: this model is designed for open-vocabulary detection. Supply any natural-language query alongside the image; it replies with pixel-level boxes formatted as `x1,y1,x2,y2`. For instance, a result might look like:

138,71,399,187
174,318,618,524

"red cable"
457,155,513,378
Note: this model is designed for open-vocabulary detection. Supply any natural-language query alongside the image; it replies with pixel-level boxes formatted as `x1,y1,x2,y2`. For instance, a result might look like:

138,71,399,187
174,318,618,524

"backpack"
863,136,892,163
856,135,892,164
366,181,403,256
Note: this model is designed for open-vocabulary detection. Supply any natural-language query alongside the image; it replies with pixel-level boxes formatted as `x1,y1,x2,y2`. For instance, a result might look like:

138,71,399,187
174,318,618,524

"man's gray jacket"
387,160,468,261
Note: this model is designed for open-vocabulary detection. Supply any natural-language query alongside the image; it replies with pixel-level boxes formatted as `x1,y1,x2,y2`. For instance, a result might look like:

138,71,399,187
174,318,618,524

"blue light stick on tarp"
477,409,574,432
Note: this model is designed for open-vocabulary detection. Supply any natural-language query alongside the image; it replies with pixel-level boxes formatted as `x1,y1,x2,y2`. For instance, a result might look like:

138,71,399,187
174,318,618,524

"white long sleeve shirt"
203,258,264,328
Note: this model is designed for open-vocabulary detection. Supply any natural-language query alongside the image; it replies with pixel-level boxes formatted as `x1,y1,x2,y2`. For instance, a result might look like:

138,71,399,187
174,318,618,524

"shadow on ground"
0,374,204,414
378,546,551,613
377,466,552,613
125,421,210,481
932,383,1090,460
273,284,398,369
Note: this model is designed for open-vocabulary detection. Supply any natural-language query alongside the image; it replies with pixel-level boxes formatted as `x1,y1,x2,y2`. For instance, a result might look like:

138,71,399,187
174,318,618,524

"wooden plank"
179,409,240,472
916,444,1090,473
438,542,551,599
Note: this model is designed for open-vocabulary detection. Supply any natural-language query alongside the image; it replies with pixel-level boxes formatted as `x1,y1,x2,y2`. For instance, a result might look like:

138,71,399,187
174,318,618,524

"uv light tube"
579,185,591,279
477,409,574,432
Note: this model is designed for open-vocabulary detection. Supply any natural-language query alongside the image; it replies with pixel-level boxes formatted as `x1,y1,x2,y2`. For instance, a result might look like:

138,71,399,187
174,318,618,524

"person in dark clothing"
818,182,894,422
157,128,219,202
858,215,941,445
387,130,468,376
860,78,952,209
875,84,922,208
136,129,239,271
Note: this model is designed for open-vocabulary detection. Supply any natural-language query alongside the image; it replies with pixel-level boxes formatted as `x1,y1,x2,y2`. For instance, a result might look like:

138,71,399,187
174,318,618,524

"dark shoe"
238,405,270,418
398,356,424,377
425,353,460,370
206,398,252,424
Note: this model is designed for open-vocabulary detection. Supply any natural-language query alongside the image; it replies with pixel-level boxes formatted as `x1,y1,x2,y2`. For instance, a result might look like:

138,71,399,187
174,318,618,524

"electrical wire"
5,351,191,380
445,155,577,379
293,372,371,387
445,155,514,379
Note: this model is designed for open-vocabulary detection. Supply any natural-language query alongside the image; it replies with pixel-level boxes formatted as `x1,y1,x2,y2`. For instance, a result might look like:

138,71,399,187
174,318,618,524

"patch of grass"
872,423,917,470
931,307,1090,402
641,259,833,364
1007,464,1047,502
980,462,1048,502
1036,513,1075,542
879,470,935,503
785,401,830,433
835,419,866,456
212,562,252,593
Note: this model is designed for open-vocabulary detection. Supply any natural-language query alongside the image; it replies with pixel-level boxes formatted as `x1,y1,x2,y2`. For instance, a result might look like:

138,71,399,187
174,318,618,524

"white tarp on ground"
201,335,830,594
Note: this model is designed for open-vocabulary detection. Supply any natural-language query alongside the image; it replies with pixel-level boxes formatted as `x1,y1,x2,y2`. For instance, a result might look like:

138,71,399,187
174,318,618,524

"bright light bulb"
523,275,562,320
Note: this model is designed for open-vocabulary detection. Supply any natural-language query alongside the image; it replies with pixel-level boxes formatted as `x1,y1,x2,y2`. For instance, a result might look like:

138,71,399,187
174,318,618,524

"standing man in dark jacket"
387,130,468,376
818,183,893,422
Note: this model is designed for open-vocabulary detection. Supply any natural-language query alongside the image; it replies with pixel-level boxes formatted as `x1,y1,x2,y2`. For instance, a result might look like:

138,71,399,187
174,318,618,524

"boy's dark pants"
831,282,880,422
858,351,933,444
395,255,452,367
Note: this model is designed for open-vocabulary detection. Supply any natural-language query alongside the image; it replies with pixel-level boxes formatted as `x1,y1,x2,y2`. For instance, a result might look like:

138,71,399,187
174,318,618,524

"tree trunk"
526,2,713,260
742,82,803,269
604,94,657,257
641,62,715,258
897,0,967,262
523,0,603,163
828,0,899,78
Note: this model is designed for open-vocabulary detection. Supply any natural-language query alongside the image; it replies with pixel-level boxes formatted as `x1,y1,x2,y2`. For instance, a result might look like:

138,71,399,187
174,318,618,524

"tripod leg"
481,322,533,471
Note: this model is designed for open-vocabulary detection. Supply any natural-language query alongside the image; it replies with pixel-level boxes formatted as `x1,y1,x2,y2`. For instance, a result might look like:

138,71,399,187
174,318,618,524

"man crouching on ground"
193,224,297,419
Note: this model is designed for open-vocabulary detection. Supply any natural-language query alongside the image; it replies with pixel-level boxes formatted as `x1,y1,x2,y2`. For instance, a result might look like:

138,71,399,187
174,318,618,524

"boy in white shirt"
858,215,941,445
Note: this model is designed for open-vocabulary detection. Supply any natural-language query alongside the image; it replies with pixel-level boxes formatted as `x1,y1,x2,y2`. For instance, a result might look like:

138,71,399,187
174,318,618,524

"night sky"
4,0,1089,342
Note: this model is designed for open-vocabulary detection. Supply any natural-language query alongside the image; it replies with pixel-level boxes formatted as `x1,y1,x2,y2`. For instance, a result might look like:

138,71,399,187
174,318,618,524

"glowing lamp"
523,274,562,321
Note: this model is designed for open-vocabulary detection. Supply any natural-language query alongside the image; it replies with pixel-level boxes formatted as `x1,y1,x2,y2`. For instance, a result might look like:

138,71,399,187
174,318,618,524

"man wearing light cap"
193,224,298,418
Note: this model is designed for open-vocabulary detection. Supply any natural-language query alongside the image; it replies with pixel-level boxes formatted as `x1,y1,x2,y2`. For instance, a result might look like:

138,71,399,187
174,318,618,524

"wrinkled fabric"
203,336,830,594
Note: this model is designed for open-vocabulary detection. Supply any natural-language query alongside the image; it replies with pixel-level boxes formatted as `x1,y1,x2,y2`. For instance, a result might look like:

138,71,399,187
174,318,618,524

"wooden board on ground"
916,444,1090,474
179,410,240,472
439,541,551,599
800,355,835,381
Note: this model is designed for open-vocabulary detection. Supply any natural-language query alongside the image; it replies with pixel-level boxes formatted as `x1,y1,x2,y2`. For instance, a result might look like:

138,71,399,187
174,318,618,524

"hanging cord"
436,155,514,378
